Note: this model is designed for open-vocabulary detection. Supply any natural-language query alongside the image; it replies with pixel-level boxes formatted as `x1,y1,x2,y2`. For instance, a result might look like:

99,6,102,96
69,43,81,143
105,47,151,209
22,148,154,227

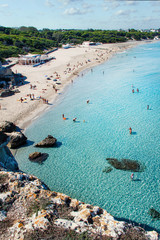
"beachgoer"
132,89,134,93
147,105,149,110
0,104,1,110
20,97,23,103
83,120,85,123
73,118,77,122
129,127,132,135
62,114,64,118
87,100,89,104
137,88,139,93
131,173,134,180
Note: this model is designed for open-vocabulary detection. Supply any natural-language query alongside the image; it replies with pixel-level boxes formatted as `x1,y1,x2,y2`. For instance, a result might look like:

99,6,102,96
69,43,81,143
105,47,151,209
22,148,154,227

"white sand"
0,41,146,129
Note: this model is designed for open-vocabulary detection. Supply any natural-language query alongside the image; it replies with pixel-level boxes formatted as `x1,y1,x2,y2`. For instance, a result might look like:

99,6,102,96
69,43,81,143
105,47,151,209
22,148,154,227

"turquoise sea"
15,41,160,232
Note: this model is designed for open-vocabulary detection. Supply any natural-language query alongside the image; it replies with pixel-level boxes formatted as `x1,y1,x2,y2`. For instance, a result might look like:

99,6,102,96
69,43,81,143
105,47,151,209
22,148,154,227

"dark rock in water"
9,131,27,149
35,135,57,148
102,166,113,173
148,208,160,220
0,131,8,145
106,158,144,172
0,121,16,133
29,152,48,163
29,152,41,160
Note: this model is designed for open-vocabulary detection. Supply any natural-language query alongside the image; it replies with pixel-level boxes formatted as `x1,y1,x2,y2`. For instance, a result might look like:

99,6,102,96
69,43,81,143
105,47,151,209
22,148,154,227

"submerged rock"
9,131,27,149
102,166,113,173
149,208,160,220
106,158,144,172
29,152,48,163
35,135,57,148
0,121,16,133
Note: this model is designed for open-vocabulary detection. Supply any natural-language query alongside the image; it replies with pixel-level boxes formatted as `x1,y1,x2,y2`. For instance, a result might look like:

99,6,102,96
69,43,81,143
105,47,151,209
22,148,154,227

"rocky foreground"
0,122,159,239
0,170,159,240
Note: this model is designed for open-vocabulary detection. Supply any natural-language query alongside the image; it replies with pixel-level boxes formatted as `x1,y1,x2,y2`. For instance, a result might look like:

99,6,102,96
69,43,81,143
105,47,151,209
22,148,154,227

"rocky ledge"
0,170,159,240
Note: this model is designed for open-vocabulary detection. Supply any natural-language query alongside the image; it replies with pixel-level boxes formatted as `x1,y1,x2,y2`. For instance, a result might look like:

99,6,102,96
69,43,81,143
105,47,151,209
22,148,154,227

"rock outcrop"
0,121,16,133
0,132,19,171
0,170,158,240
29,152,48,163
9,131,27,149
35,135,57,148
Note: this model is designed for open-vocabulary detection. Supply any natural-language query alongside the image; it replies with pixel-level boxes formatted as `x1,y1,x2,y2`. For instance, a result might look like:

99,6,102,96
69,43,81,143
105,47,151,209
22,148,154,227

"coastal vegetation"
0,26,159,62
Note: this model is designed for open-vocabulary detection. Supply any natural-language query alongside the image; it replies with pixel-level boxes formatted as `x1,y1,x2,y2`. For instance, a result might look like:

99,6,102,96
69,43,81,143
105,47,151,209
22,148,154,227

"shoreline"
1,40,153,131
1,40,160,238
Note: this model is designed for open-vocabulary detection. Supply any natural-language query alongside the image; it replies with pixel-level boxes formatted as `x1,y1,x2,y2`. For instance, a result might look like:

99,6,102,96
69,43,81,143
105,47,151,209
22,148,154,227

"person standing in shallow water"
129,127,132,135
131,173,134,180
147,105,149,110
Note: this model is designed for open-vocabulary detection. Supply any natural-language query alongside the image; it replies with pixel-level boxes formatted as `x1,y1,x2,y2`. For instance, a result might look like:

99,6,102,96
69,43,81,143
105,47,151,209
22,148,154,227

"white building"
18,54,50,65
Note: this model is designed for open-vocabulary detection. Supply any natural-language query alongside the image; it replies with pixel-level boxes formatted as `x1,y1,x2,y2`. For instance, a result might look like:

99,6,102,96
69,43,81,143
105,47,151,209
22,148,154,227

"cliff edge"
0,170,159,240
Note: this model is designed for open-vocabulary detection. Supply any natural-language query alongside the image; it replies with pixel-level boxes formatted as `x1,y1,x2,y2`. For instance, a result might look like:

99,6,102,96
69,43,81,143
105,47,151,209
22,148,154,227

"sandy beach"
0,41,147,129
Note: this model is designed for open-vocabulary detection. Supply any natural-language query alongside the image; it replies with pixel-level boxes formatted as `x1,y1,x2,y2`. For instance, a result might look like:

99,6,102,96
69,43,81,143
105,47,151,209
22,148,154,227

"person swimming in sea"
73,118,77,122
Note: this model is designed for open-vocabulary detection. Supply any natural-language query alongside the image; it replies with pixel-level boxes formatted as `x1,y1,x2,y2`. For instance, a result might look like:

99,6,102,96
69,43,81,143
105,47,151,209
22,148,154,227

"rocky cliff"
0,170,159,240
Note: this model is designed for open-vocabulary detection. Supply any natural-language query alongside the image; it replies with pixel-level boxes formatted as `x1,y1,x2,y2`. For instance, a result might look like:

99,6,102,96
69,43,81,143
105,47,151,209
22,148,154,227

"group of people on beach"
30,84,36,90
41,97,48,104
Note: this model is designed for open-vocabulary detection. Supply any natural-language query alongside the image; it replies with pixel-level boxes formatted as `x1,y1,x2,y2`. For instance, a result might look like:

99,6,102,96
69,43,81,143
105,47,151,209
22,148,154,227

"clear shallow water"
16,42,160,232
